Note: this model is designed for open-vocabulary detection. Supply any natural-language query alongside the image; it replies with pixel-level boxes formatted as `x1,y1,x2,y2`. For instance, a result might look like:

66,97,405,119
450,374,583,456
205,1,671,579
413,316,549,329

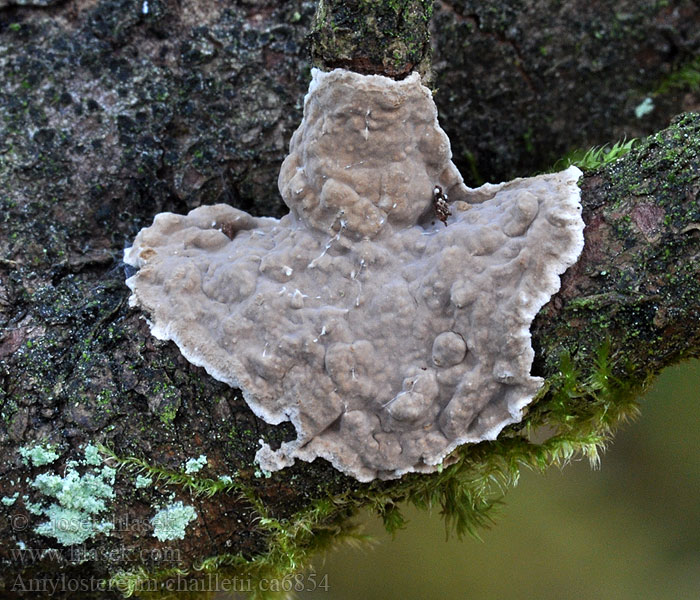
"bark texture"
309,0,433,78
433,0,700,183
0,0,699,597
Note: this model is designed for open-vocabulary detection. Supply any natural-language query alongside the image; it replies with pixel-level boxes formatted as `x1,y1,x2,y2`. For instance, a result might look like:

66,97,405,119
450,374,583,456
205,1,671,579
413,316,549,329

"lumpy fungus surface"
124,69,585,481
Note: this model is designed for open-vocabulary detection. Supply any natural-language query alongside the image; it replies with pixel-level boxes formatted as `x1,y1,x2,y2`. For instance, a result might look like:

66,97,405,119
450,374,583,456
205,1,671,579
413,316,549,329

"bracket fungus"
124,69,585,481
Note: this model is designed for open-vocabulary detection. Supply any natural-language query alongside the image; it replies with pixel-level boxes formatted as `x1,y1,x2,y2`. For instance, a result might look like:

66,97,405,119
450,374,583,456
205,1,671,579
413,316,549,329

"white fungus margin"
124,68,585,482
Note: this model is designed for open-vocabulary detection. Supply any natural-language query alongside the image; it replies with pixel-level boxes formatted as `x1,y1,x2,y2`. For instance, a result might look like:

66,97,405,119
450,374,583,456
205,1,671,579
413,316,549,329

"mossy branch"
90,113,699,595
0,0,699,596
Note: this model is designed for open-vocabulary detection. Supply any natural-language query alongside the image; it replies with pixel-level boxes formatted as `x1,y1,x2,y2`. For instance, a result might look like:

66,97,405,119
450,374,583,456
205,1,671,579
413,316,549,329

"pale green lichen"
24,497,44,515
151,501,197,541
2,492,19,506
19,443,59,467
34,504,114,545
134,474,153,489
184,454,207,474
634,97,655,118
83,443,103,466
254,468,272,479
28,450,116,546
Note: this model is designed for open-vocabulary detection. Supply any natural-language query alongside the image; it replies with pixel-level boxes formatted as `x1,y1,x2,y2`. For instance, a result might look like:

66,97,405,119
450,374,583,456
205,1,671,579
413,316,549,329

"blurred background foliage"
302,360,700,600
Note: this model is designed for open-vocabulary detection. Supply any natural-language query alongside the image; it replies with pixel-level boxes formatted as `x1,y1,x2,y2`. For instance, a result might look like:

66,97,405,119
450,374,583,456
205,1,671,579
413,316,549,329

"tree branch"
0,0,699,597
309,0,433,78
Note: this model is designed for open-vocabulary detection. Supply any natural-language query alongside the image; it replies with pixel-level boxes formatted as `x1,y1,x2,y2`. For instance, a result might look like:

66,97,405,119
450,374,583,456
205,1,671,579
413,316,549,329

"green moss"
158,403,178,426
113,497,368,600
387,341,643,539
556,114,700,377
95,389,113,406
108,567,190,599
657,55,700,95
552,138,638,172
97,445,244,499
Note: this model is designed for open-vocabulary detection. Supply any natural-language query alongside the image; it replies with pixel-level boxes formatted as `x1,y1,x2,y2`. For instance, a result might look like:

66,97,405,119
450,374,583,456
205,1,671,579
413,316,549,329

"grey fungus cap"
124,68,585,481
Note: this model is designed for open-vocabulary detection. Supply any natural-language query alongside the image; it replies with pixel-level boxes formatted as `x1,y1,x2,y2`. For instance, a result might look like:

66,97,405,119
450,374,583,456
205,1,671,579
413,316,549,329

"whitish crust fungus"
124,69,585,482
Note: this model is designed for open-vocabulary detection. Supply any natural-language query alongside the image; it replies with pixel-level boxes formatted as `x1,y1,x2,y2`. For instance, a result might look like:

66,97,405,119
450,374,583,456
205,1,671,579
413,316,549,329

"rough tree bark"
0,0,699,598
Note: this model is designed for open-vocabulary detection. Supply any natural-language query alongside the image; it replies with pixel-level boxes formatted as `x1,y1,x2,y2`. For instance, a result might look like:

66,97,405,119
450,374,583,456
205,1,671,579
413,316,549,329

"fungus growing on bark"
124,69,584,481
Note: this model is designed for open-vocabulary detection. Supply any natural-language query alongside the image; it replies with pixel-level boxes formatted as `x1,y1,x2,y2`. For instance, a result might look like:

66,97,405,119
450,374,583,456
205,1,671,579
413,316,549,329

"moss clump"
98,445,243,499
552,138,638,172
656,55,700,95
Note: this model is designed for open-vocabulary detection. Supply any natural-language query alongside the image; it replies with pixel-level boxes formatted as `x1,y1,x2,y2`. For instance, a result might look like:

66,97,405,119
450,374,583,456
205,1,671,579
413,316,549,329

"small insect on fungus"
433,185,451,226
